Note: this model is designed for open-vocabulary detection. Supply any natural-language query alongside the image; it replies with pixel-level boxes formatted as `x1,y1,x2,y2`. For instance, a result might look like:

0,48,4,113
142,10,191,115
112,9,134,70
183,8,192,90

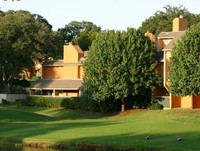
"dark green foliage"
1,99,11,105
125,91,152,109
82,28,159,111
58,21,101,51
24,96,99,111
169,22,200,96
24,96,121,112
61,97,119,112
26,96,63,108
12,79,31,87
0,10,61,93
148,102,164,110
139,5,195,37
15,99,26,105
61,97,76,109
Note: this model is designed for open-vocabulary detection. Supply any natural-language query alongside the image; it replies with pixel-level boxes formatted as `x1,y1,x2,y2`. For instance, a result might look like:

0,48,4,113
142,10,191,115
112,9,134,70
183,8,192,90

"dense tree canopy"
82,28,159,111
58,21,101,51
0,10,60,92
139,5,196,36
169,23,200,96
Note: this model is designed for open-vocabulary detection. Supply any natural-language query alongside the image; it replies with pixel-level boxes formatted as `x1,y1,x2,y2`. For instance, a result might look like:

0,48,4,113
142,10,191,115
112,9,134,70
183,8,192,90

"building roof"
43,60,82,67
67,42,84,54
158,31,185,39
30,79,83,90
74,45,84,54
158,31,186,51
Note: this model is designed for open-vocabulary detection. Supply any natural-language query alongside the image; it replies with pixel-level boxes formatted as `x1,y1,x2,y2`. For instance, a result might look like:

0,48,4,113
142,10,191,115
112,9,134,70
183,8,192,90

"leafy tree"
58,21,101,50
82,28,159,112
189,14,200,27
0,10,60,93
169,22,200,96
139,5,194,36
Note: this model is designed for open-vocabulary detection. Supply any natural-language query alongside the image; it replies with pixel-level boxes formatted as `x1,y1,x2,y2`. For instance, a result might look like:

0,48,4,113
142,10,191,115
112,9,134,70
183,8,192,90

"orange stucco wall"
165,51,171,72
43,66,65,79
171,95,181,108
171,95,197,109
181,96,193,108
63,43,84,63
64,66,78,78
164,51,172,90
63,44,78,63
43,66,82,79
193,96,200,108
78,66,83,79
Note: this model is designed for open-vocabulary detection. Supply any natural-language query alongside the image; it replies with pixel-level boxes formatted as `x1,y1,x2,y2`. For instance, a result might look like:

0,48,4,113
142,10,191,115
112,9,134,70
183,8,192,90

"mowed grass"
0,105,200,151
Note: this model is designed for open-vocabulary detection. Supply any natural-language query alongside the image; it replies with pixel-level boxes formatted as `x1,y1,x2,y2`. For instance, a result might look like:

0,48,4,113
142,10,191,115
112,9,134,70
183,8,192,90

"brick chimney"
172,15,188,32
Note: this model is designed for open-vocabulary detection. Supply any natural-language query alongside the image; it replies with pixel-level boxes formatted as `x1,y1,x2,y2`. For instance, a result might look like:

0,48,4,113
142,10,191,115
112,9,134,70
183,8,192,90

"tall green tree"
82,28,159,112
169,23,200,96
0,10,60,93
58,21,101,51
139,5,194,36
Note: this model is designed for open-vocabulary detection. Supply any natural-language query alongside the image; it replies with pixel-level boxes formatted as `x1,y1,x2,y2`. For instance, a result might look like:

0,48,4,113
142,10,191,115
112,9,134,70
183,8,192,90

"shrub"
15,99,26,105
61,97,99,111
1,99,10,105
61,98,77,109
26,96,63,108
148,102,164,110
25,96,124,112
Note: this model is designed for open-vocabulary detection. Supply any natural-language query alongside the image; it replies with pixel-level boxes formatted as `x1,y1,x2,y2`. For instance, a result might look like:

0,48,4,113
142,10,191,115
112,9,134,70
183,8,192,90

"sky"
0,0,200,31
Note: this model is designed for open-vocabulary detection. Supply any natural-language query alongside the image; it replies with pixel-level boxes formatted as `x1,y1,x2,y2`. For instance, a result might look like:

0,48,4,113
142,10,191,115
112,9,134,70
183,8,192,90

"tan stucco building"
154,16,200,109
29,42,86,97
30,17,200,108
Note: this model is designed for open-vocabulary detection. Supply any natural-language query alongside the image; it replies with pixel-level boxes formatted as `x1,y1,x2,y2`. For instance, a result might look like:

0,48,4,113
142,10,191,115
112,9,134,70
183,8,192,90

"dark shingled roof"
158,31,186,50
74,45,84,54
158,31,185,38
30,79,83,90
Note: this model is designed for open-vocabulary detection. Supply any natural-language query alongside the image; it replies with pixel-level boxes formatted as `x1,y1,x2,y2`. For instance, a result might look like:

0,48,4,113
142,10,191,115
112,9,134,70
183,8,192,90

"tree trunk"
121,97,125,112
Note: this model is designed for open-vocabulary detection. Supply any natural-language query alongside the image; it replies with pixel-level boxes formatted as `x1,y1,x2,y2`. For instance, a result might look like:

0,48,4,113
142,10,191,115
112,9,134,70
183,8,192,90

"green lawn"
0,105,200,151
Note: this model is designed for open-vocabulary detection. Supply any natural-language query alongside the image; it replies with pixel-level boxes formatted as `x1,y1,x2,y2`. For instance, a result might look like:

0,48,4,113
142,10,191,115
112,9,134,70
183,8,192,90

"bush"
26,96,93,110
61,97,99,112
61,98,77,109
148,102,164,110
1,99,11,105
24,96,124,112
26,96,63,108
15,99,26,105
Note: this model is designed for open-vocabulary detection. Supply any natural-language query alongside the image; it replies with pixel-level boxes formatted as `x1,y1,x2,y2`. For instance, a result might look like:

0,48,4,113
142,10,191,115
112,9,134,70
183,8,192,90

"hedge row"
20,96,119,112
15,95,161,112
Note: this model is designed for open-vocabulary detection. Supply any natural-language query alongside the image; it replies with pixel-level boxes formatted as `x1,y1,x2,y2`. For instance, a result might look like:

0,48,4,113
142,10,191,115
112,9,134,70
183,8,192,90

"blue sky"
0,0,199,31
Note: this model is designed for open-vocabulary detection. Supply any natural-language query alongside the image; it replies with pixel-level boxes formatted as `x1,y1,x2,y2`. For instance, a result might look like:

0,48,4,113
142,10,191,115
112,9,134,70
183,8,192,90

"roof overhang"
29,79,83,90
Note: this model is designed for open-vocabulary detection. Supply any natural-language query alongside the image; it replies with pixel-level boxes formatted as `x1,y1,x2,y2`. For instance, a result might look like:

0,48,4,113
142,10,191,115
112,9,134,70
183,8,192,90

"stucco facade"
29,42,86,97
156,16,200,109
